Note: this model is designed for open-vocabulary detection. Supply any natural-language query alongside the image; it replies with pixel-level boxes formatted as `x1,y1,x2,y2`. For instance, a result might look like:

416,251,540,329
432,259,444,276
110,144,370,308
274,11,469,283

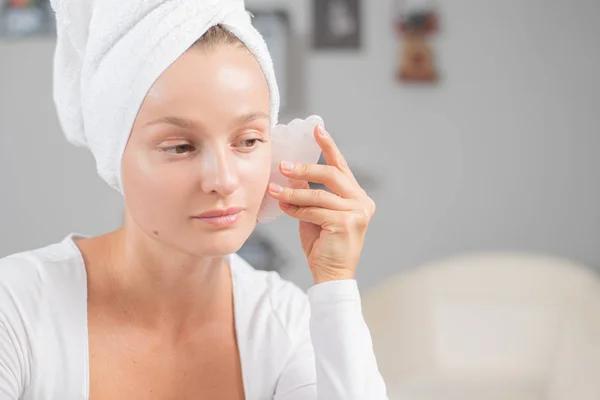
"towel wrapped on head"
50,0,280,193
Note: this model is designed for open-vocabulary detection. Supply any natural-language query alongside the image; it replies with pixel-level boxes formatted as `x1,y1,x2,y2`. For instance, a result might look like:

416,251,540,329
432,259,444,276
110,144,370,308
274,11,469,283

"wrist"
312,270,355,285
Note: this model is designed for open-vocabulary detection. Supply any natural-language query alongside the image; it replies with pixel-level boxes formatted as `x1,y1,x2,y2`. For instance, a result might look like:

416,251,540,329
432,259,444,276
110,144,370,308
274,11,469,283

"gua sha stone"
257,115,325,223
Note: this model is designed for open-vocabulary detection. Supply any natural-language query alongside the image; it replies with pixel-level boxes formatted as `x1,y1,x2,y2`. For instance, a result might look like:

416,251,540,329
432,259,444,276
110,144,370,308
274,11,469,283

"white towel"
50,0,280,193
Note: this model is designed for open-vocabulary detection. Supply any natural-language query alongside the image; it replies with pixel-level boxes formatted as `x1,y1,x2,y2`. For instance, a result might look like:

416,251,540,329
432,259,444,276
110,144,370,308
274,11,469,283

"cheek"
121,143,191,226
123,139,194,192
238,148,272,203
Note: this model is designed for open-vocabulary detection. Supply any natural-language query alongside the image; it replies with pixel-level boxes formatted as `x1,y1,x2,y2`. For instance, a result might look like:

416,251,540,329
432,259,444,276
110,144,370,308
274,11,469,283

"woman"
0,1,387,399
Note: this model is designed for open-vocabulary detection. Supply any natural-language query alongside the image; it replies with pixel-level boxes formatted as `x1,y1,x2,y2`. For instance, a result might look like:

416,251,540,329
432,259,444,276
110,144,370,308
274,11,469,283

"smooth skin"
76,41,375,400
268,125,376,285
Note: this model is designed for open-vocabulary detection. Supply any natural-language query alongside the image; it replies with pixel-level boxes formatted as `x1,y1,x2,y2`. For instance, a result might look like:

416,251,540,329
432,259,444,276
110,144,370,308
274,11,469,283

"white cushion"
547,281,600,400
433,302,560,378
387,375,546,400
362,252,600,399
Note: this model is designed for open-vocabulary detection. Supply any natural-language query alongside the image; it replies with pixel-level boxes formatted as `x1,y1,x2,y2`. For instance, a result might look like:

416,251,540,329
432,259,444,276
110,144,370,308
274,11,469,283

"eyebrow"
145,112,270,129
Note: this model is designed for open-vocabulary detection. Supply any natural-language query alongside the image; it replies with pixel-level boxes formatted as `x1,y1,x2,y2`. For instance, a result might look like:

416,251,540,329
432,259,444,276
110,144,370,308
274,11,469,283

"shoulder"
0,237,88,396
0,237,84,302
0,237,86,330
230,254,310,344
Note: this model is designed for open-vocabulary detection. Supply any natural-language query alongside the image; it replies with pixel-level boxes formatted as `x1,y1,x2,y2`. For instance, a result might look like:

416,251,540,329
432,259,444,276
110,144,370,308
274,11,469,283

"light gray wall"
1,0,599,291
0,39,124,255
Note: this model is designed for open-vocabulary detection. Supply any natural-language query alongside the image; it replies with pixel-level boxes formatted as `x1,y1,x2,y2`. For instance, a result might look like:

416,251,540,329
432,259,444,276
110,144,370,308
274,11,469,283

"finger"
314,125,356,181
281,204,372,235
268,183,354,211
288,178,310,190
279,203,336,227
279,162,362,199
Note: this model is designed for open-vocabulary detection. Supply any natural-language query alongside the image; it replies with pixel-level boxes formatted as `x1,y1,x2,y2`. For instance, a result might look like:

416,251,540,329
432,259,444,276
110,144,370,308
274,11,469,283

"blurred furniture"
362,252,600,400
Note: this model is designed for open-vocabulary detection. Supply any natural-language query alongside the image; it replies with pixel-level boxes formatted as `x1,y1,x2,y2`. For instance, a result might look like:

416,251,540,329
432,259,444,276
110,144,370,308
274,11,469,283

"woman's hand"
267,125,376,284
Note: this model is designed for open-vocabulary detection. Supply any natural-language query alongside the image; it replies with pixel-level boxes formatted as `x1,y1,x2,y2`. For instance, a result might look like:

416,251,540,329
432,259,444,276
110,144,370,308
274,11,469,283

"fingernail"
281,161,295,171
317,125,328,138
270,183,283,193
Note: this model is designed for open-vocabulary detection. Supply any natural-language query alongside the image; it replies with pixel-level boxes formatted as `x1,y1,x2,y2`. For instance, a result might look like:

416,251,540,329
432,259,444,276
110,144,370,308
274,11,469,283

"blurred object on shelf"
238,228,288,273
0,0,55,38
313,0,361,50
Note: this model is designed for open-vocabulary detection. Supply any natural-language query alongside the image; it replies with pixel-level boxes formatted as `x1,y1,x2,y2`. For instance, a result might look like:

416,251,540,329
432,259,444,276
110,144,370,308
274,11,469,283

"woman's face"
121,44,271,257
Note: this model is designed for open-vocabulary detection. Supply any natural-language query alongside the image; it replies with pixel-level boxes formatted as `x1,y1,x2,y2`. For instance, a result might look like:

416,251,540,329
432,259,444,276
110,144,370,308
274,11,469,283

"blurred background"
1,0,599,398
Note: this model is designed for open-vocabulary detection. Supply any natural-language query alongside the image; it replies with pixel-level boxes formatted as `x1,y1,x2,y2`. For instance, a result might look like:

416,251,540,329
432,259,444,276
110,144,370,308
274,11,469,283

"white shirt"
0,234,388,399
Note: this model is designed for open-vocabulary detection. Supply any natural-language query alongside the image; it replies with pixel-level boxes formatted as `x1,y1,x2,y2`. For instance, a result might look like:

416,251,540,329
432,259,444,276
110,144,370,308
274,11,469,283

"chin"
182,225,253,258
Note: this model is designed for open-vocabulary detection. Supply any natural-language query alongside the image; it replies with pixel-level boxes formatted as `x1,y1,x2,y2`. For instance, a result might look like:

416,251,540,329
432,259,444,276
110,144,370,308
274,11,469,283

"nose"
198,146,239,196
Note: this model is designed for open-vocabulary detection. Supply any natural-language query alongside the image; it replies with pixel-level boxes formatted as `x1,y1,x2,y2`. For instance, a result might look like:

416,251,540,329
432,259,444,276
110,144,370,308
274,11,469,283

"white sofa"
361,253,600,400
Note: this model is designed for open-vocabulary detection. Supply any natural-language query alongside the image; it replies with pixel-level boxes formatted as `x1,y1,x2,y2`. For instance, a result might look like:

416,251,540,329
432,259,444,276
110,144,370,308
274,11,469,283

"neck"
82,226,233,333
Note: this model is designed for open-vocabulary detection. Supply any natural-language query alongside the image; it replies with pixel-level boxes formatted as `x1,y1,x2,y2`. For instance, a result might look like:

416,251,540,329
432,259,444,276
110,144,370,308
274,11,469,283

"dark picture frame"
313,0,361,50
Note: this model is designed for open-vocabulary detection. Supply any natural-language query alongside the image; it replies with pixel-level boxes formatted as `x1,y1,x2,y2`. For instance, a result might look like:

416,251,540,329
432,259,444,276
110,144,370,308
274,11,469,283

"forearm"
307,279,388,400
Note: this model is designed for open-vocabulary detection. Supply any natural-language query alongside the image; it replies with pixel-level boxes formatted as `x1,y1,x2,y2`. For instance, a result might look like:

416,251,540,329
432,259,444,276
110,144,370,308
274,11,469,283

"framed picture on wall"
0,0,55,38
313,0,361,50
249,9,290,113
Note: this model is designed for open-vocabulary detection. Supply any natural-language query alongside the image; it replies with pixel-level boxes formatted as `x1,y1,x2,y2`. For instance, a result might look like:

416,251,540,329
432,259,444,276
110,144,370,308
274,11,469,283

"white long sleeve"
0,315,23,400
274,280,388,400
0,237,388,399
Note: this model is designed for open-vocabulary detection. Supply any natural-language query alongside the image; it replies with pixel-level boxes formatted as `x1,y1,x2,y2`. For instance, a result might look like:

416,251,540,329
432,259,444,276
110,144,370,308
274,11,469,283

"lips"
192,207,245,227
194,207,244,219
